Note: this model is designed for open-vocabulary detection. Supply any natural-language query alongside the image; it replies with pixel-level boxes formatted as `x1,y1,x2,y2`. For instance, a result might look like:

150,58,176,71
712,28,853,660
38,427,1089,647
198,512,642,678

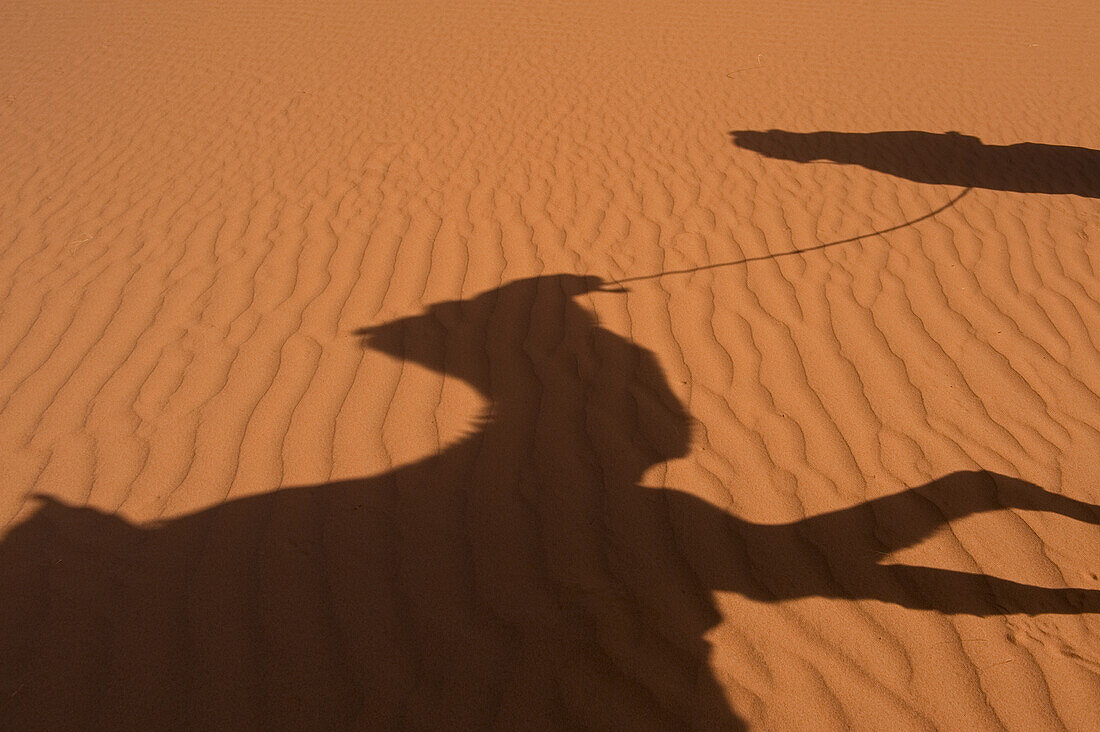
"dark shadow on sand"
731,129,1100,198
2,275,1097,729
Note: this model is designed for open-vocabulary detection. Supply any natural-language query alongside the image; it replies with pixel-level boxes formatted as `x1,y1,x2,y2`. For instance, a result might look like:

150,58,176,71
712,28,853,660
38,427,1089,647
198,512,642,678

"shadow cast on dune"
2,275,1098,729
731,129,1100,198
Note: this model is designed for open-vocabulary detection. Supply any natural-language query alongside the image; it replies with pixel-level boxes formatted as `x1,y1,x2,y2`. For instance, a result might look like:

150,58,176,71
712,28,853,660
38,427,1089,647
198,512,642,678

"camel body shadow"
731,129,1100,197
2,275,1097,730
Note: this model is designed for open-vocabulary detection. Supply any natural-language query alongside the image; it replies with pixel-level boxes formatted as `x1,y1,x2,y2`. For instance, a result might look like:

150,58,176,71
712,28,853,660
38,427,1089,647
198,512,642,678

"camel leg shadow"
723,470,1100,615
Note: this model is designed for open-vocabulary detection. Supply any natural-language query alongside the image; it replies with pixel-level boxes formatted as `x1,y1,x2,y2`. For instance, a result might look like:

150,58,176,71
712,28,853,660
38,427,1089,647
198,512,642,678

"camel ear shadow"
555,273,612,296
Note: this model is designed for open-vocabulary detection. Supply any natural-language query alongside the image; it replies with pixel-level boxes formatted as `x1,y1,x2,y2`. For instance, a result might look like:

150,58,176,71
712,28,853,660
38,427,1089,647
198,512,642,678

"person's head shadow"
730,129,1100,197
1,274,1097,730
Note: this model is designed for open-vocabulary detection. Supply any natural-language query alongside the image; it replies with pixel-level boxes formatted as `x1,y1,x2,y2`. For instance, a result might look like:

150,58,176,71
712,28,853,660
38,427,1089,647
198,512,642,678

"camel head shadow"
354,274,692,485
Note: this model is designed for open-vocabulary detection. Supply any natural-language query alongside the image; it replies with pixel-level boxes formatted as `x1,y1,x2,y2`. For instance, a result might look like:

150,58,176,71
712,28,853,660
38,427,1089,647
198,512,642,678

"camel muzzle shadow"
730,129,1100,198
2,274,1097,730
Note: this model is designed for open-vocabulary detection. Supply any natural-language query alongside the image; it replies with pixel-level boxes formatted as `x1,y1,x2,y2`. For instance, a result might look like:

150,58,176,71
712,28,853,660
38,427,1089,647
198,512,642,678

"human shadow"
2,274,1097,730
731,129,1100,197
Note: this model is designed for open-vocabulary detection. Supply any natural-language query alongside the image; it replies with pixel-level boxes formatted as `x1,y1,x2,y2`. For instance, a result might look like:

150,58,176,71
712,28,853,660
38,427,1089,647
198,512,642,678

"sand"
1,0,1098,728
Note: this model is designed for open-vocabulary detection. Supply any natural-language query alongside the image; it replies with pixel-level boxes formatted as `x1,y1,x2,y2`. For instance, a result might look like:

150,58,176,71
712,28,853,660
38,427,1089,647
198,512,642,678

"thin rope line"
609,186,973,285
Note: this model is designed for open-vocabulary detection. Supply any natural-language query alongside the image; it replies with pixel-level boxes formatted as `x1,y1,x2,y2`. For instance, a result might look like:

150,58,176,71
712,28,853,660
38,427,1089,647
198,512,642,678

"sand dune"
1,0,1098,729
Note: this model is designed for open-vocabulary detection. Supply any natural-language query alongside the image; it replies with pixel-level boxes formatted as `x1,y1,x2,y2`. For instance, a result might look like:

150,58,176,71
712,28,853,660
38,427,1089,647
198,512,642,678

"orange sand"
1,1,1098,728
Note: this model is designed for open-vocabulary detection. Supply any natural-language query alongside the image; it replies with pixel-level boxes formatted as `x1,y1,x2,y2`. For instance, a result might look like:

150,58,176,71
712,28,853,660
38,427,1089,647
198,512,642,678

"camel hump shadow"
2,274,1097,729
731,129,1100,197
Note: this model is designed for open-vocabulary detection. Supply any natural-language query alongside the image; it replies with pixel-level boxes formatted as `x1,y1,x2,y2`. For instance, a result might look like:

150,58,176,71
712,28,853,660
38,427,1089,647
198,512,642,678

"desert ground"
1,0,1098,729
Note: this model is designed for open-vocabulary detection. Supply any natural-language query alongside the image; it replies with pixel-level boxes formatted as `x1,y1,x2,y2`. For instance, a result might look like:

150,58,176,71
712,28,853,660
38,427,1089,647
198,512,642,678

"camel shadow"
2,275,1097,729
731,129,1100,198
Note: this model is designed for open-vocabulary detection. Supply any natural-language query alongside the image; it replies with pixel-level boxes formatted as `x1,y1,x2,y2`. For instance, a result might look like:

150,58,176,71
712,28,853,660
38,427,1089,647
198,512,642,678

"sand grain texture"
1,0,1099,729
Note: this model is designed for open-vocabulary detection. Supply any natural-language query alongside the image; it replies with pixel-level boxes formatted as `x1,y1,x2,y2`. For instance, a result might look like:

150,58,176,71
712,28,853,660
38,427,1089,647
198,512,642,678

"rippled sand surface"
1,1,1098,728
